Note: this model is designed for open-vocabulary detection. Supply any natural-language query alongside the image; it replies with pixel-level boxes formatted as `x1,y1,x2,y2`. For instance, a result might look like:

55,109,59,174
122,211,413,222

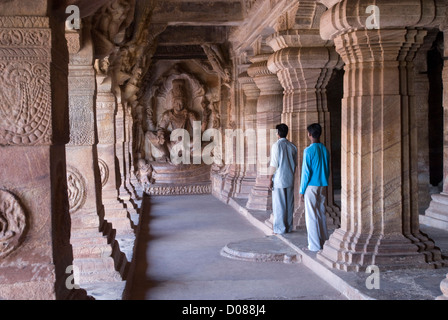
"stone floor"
83,193,448,301
127,194,347,300
228,197,448,300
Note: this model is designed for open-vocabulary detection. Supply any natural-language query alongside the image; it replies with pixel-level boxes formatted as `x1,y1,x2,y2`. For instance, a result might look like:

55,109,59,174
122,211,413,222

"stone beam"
229,0,299,54
151,0,244,25
0,0,49,16
157,26,228,45
57,0,115,18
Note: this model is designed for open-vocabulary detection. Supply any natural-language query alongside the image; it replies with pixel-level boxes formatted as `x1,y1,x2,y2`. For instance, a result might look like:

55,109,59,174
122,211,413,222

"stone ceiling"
59,0,323,60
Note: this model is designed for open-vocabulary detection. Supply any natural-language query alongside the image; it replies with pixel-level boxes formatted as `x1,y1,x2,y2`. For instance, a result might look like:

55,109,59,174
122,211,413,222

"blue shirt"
299,143,330,194
270,138,298,188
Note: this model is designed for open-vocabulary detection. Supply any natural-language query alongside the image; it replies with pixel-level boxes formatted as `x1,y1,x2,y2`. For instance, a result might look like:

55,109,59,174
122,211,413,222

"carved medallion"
0,189,26,259
98,159,109,187
66,166,87,213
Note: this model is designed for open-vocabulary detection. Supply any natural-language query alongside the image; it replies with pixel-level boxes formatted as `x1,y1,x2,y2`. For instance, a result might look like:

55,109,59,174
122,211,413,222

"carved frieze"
145,183,212,196
0,189,26,259
67,95,95,146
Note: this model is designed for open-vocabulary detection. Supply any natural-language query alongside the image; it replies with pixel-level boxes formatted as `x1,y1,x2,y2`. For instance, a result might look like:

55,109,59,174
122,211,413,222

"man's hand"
269,180,274,191
299,193,304,203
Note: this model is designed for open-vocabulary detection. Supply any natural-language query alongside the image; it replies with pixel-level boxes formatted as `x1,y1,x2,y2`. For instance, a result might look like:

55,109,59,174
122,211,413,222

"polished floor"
128,194,347,300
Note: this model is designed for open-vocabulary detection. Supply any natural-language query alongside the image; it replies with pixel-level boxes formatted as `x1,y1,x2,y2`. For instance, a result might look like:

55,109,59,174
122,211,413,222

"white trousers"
272,187,294,234
304,186,329,251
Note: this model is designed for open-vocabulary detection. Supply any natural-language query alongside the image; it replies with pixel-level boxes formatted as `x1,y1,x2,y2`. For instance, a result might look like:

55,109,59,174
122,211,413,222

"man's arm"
298,149,311,200
268,142,278,190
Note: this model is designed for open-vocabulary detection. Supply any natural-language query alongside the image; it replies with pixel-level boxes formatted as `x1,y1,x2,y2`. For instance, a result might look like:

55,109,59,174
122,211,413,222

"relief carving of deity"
144,78,210,163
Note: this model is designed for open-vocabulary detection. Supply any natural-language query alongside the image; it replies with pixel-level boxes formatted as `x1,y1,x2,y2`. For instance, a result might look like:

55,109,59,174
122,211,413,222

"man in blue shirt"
298,123,330,251
268,124,298,234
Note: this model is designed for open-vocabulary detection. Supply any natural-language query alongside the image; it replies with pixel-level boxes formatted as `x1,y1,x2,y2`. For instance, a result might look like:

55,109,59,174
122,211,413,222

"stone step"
72,246,113,259
71,214,102,229
79,281,127,300
104,217,135,233
73,257,123,284
103,201,127,210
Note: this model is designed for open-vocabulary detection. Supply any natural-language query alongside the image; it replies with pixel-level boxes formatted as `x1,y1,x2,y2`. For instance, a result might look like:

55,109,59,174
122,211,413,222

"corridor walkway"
128,194,347,300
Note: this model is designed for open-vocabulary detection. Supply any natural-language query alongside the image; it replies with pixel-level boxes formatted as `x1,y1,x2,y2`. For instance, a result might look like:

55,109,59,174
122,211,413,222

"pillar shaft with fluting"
267,31,341,227
246,54,283,211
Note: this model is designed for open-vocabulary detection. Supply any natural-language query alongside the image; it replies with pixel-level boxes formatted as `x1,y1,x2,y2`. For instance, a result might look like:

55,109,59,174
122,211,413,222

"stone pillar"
96,60,135,270
246,42,284,211
266,1,342,227
235,69,260,197
424,19,448,229
0,4,85,299
65,22,122,286
317,0,445,271
120,103,140,216
414,31,438,215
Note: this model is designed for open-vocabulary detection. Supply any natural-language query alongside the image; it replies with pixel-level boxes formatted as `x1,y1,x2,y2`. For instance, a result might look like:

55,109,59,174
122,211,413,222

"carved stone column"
0,4,85,299
235,70,260,197
120,103,140,214
96,61,136,270
246,43,283,211
266,1,342,228
424,19,448,229
317,0,445,271
66,22,123,286
414,31,438,215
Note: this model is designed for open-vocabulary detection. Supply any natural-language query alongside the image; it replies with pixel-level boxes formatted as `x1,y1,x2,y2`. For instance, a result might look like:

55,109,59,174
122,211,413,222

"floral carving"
66,166,87,213
0,190,26,259
0,61,52,145
98,159,109,187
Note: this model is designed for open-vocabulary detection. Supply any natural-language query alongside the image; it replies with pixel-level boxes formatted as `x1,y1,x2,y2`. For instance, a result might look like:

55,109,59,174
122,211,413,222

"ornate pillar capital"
238,71,260,100
320,0,445,41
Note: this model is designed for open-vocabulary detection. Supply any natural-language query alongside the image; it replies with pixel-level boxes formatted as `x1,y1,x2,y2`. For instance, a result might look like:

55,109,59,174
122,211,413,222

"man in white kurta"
269,124,298,234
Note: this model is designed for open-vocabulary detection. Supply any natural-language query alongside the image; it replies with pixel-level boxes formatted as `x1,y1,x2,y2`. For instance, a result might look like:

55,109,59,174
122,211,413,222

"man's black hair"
276,123,288,138
307,123,322,139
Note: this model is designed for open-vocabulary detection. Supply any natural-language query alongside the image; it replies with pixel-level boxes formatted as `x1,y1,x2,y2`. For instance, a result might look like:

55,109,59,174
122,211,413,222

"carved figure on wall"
136,159,155,188
211,101,221,129
91,0,135,57
201,44,232,86
145,78,201,163
137,65,218,195
95,56,110,75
